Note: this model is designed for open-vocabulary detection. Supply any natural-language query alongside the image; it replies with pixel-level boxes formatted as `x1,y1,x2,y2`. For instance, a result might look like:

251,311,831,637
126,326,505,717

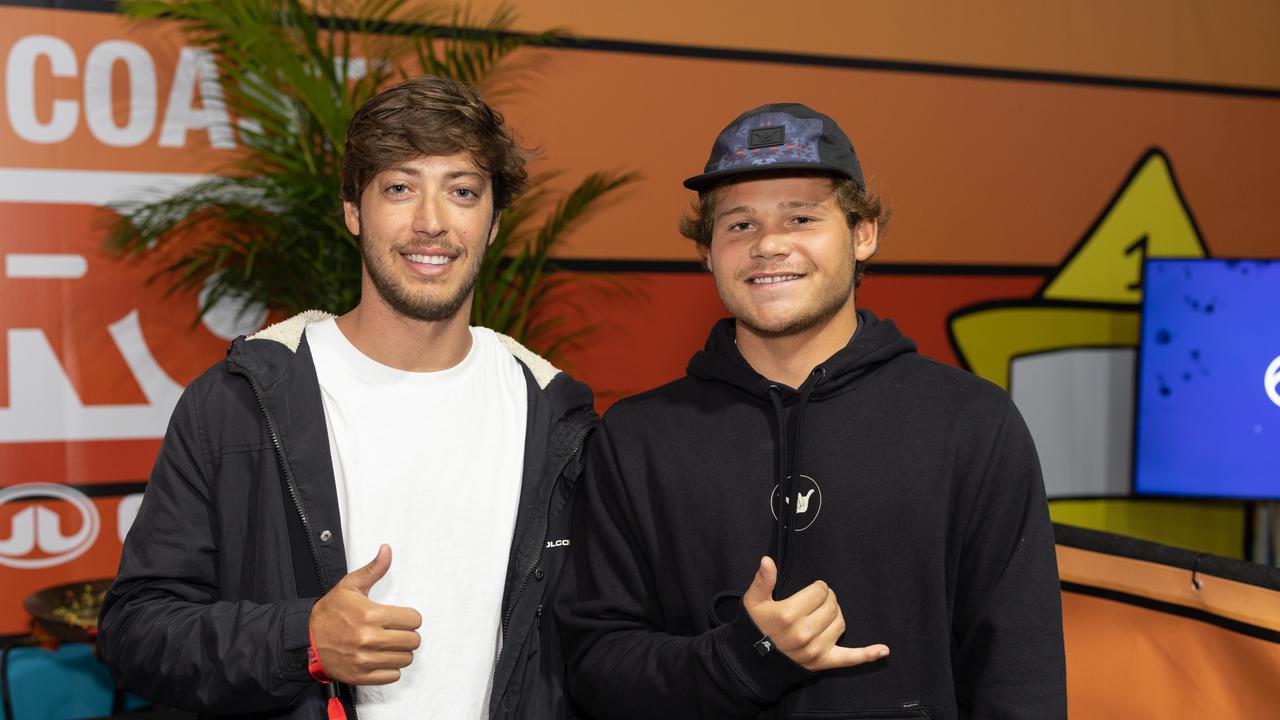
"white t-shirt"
306,318,528,720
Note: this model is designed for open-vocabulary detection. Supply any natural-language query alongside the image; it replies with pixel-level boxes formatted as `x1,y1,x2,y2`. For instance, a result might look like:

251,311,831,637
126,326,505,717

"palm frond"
472,170,642,359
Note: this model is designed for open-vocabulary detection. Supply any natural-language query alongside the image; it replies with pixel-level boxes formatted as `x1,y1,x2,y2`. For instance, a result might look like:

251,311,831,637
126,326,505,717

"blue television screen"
1134,259,1280,499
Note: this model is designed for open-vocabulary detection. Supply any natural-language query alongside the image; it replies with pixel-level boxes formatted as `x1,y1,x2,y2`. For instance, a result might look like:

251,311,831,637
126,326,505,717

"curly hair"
679,176,888,287
341,75,528,213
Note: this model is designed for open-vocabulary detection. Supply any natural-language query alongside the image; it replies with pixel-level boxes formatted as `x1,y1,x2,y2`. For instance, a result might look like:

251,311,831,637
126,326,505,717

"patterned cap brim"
682,162,858,193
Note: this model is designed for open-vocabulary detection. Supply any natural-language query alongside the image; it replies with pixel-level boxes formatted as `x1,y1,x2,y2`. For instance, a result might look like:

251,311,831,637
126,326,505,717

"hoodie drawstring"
767,369,825,720
766,367,826,601
766,385,789,602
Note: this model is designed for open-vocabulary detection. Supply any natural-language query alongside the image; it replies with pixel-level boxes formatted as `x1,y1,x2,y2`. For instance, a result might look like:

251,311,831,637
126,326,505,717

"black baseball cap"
683,103,864,193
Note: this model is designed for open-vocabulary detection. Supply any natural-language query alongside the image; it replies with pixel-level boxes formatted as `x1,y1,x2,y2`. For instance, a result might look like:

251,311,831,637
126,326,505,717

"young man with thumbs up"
98,76,595,720
558,104,1066,718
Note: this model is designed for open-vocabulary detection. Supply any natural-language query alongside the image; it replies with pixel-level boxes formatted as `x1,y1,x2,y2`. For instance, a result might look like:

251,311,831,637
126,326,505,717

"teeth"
405,253,452,265
750,275,801,284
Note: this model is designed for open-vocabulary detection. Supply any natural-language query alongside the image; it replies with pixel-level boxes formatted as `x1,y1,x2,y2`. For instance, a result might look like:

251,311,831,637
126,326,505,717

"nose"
412,193,448,238
750,228,791,260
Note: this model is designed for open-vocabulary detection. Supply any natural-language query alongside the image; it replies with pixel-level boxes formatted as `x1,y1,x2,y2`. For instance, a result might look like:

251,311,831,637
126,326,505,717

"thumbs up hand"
309,544,423,685
742,556,889,672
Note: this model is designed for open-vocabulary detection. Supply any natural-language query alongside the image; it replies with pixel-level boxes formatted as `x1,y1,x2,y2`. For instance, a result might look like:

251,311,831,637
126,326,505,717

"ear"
853,218,879,263
697,242,712,272
343,200,361,237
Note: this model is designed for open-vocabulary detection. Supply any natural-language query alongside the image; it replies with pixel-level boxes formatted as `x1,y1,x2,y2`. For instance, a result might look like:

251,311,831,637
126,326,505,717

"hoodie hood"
686,309,917,401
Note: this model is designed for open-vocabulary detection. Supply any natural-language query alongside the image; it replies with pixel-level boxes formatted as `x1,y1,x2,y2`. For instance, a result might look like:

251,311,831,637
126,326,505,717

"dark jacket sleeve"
557,421,810,719
97,384,318,714
951,399,1068,719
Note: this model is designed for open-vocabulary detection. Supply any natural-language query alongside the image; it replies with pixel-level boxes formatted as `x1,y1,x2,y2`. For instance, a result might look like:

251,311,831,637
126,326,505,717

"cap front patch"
748,126,786,149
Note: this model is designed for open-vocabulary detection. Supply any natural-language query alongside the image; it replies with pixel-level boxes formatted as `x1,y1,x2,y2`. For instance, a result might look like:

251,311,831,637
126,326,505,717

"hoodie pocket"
788,709,931,719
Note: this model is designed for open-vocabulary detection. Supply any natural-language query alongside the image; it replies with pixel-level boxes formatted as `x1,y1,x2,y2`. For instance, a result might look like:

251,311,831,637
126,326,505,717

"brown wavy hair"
679,175,888,287
341,75,529,214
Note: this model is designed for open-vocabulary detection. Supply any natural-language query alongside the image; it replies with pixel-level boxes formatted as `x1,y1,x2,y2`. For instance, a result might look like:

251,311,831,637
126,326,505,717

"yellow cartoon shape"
951,149,1206,391
948,149,1244,557
1043,151,1206,304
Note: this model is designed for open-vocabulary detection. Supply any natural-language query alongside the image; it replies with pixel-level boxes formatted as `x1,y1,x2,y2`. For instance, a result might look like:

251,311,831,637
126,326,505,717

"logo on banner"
1267,355,1280,409
0,483,100,569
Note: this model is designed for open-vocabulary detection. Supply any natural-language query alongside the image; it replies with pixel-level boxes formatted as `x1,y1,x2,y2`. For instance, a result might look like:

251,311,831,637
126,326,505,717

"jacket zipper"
491,431,588,690
229,362,356,720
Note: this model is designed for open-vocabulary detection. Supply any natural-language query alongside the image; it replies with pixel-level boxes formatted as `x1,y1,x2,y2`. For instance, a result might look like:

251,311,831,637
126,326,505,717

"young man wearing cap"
558,104,1066,719
98,76,594,720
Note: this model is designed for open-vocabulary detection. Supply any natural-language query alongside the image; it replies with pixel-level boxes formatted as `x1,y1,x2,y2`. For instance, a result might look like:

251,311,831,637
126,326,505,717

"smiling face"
344,152,498,323
703,174,878,338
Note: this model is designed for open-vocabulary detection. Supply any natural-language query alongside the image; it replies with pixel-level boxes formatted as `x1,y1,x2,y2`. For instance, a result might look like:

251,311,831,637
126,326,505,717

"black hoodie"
559,311,1066,720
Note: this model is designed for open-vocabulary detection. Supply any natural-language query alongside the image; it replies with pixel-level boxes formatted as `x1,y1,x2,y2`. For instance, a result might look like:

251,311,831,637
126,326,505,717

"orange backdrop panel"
1062,591,1280,717
0,7,226,172
496,47,1280,264
473,0,1280,91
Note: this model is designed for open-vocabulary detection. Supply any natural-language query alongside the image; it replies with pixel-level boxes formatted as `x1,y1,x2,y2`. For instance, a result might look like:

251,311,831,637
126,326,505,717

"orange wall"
496,46,1280,264
476,0,1280,90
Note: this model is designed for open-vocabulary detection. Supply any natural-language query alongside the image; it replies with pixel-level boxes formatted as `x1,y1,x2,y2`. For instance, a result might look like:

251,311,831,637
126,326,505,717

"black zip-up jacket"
559,311,1066,719
99,311,596,720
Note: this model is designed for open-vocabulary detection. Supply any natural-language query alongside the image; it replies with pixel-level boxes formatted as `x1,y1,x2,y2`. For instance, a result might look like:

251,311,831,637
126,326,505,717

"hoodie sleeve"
97,384,318,714
557,420,811,719
951,399,1067,719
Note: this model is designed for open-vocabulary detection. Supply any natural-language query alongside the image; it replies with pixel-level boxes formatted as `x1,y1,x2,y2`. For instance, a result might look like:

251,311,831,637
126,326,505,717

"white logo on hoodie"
769,475,822,531
795,489,816,514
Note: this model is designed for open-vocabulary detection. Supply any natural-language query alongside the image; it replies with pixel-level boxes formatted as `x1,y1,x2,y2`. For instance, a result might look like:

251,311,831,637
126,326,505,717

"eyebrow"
715,199,823,221
382,167,486,182
779,199,822,210
384,165,422,178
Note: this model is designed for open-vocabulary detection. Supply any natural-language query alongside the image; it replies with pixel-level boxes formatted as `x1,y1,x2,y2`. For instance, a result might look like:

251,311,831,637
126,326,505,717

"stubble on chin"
722,275,856,339
361,242,484,323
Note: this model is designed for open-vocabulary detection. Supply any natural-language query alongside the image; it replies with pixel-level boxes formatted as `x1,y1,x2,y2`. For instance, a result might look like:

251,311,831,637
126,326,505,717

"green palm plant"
107,0,638,361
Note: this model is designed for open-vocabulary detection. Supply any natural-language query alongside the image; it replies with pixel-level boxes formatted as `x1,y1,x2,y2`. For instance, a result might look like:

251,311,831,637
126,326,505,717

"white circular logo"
769,475,822,532
1267,355,1280,409
0,483,100,569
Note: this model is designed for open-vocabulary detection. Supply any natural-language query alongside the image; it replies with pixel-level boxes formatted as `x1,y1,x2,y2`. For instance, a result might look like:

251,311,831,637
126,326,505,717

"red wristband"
307,627,332,684
308,629,348,720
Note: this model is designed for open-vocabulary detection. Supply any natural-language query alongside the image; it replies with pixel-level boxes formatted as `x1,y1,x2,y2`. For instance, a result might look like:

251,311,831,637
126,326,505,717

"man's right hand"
742,556,890,672
310,544,422,685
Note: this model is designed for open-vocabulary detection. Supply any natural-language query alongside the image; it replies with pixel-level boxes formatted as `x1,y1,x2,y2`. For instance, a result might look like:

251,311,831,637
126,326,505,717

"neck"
335,293,475,373
736,302,859,389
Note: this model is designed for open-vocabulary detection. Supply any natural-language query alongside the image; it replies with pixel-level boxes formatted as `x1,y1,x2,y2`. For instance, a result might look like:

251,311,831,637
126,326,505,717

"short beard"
728,260,859,339
360,237,487,323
